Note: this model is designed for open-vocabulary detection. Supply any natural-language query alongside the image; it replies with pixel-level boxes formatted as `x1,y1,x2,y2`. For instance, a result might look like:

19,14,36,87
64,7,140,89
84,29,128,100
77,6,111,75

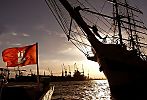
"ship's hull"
92,43,147,100
102,58,147,100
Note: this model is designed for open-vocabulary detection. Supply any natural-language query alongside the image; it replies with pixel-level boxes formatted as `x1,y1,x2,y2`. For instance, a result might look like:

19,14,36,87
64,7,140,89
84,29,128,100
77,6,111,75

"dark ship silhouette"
45,0,147,99
48,64,87,82
0,43,54,100
0,67,54,100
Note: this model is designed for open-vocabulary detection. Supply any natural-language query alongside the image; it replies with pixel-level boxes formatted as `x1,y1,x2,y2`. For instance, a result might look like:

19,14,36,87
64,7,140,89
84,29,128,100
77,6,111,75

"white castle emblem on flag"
18,50,26,64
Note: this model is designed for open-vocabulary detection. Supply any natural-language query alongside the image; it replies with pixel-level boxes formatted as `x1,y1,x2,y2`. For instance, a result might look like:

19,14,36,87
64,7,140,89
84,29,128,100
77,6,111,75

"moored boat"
0,43,54,100
0,68,54,100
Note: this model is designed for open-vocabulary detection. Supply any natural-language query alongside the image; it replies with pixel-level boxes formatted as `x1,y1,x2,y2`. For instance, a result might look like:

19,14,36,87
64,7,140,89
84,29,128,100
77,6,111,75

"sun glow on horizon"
81,60,106,79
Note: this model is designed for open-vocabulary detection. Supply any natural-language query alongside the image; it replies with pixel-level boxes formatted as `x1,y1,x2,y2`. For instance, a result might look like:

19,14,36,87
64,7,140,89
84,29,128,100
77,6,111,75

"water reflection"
51,80,110,100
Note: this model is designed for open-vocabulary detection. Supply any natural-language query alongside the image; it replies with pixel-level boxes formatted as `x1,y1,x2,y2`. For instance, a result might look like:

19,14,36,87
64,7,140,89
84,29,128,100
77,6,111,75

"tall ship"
45,0,147,99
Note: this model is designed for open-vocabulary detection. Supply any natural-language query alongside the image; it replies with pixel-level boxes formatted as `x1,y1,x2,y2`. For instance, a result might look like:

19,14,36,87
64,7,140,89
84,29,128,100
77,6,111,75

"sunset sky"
0,0,147,78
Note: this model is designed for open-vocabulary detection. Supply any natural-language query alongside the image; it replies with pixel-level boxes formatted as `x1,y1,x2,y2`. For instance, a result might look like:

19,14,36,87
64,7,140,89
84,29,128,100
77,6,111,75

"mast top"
46,0,147,60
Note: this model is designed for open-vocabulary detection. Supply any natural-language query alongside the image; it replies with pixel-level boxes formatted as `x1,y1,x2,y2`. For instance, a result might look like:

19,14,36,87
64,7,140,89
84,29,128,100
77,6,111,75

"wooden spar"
58,0,92,36
59,0,102,49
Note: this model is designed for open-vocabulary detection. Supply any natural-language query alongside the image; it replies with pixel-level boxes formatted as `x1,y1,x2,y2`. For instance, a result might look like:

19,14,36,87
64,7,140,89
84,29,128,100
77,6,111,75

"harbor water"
50,80,110,100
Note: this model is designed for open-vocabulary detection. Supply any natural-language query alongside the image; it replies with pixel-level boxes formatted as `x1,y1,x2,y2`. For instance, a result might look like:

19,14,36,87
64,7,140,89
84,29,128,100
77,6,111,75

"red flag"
2,48,19,67
19,44,37,66
2,43,37,67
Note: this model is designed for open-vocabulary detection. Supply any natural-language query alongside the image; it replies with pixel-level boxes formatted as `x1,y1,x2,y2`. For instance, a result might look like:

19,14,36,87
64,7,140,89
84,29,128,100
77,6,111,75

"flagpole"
36,42,40,85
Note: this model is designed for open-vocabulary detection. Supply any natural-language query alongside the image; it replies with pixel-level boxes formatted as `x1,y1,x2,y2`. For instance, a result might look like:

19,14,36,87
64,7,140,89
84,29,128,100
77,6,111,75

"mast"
113,0,123,46
108,0,147,52
62,65,64,76
68,65,71,76
82,64,84,75
112,0,141,47
124,0,134,50
124,0,140,53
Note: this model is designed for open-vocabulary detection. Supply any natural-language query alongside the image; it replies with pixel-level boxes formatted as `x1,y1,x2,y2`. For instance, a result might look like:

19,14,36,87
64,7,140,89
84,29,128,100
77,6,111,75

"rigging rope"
45,0,147,58
45,0,94,57
84,0,114,30
45,0,67,35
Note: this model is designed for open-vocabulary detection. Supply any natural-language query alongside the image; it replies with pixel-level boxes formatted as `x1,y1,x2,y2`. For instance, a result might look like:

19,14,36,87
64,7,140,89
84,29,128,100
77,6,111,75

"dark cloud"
0,25,6,35
0,0,146,78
